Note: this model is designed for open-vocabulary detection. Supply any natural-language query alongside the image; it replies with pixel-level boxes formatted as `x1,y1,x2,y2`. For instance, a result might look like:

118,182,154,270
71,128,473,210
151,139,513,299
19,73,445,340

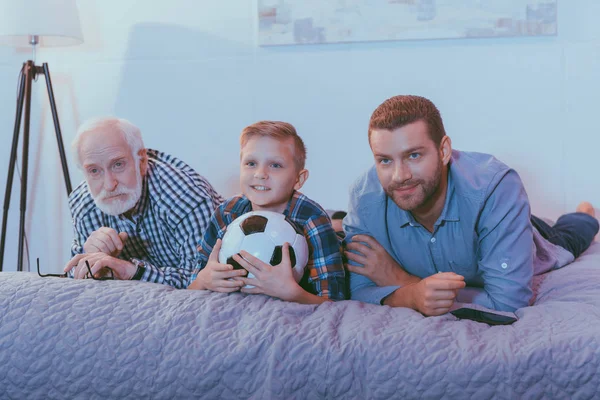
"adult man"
344,95,599,315
64,117,223,288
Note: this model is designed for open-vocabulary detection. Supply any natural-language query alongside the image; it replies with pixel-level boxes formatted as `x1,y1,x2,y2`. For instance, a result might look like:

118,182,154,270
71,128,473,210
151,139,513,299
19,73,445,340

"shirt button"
430,237,436,243
501,262,508,269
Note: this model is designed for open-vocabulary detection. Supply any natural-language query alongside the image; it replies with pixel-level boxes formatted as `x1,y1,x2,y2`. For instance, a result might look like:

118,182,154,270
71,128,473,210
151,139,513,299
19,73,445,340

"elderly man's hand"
83,228,128,257
64,252,137,280
345,234,419,287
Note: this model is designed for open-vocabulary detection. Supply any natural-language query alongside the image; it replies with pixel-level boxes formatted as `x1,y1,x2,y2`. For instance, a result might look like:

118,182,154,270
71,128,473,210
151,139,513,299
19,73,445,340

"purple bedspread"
1,243,599,399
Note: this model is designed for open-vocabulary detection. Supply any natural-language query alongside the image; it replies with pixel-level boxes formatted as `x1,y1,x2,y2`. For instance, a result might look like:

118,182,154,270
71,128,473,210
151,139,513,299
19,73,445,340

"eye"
270,163,282,168
246,161,256,167
378,158,391,165
408,153,421,160
113,161,125,170
87,167,100,177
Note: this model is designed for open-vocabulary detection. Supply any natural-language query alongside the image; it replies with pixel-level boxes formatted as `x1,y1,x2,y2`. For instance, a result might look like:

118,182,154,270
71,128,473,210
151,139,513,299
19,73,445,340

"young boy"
186,121,347,303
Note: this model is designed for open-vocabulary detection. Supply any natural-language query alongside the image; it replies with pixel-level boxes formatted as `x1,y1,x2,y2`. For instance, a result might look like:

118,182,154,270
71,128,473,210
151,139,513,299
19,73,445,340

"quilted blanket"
1,243,600,399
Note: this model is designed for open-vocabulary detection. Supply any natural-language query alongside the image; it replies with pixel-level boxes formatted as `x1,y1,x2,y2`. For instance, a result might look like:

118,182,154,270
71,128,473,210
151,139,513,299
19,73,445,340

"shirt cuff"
351,285,400,305
456,287,495,309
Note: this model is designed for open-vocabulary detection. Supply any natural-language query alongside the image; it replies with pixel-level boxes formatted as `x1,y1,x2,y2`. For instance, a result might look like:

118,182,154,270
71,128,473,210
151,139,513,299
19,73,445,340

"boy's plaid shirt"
190,191,347,300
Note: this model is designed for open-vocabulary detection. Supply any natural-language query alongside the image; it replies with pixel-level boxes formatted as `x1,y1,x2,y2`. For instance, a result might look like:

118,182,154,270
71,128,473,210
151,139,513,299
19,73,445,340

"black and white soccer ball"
219,211,309,285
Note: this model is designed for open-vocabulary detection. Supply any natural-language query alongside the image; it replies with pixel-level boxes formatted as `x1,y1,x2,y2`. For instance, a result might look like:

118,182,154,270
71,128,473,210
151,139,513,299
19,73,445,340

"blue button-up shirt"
344,150,574,312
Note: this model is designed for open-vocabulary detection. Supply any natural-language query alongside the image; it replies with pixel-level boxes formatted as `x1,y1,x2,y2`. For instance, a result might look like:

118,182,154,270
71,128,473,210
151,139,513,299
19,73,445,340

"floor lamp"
0,0,83,272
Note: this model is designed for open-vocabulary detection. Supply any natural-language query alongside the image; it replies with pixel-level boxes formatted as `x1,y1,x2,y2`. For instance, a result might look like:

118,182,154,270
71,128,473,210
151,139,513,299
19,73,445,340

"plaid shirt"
189,191,347,300
69,149,224,288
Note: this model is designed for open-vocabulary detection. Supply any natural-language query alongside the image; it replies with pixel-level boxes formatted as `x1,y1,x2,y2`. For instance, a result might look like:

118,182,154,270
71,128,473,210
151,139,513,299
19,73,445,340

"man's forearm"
133,259,192,289
393,268,421,287
382,284,417,309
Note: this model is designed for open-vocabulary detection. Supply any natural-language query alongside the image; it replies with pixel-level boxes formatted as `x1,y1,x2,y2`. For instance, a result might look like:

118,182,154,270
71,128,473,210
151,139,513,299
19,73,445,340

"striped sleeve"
140,199,215,289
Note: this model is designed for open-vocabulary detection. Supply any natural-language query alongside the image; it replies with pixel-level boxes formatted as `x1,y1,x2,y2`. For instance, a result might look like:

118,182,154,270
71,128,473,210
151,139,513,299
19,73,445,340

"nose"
103,171,118,192
392,162,412,184
254,165,267,180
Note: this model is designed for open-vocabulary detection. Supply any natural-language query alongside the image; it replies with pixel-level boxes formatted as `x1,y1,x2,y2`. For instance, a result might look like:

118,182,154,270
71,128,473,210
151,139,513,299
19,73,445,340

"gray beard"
93,168,143,216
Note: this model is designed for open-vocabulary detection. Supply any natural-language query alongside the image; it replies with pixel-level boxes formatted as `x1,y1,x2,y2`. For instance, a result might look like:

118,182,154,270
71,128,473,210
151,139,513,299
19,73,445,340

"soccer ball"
219,211,309,285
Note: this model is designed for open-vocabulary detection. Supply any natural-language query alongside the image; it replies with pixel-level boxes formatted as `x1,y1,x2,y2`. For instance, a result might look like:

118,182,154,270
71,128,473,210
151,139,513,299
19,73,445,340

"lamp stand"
0,60,73,272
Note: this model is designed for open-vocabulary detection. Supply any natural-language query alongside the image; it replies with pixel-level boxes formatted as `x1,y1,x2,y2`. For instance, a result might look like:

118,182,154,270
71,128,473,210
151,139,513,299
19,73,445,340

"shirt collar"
437,166,459,223
283,190,300,217
121,173,149,221
395,199,416,228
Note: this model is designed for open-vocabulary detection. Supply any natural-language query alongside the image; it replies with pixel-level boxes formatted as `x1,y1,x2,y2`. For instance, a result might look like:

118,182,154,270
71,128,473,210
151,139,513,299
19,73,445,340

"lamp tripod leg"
0,64,27,272
17,61,36,272
42,63,72,195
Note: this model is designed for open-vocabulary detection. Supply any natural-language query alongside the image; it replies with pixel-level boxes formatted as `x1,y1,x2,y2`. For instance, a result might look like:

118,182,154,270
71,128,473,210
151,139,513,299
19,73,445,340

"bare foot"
576,201,595,218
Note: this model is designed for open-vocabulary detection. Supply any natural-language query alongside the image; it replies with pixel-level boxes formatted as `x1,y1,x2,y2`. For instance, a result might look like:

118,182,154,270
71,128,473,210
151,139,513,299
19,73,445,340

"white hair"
71,117,145,168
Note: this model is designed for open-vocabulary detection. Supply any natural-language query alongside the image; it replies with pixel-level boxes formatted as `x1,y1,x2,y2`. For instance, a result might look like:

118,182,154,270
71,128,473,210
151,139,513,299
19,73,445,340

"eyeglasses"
37,258,114,280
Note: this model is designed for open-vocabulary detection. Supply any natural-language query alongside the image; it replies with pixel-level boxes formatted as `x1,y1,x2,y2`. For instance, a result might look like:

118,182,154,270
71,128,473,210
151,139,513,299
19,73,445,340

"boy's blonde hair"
240,121,307,170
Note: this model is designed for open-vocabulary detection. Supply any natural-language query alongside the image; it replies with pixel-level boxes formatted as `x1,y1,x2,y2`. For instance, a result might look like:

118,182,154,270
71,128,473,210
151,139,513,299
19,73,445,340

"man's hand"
233,243,302,301
64,252,137,280
188,239,247,292
83,227,128,257
345,234,419,287
385,272,466,316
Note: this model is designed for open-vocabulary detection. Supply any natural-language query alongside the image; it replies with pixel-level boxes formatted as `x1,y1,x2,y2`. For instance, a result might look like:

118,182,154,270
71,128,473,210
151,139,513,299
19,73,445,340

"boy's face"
240,135,308,213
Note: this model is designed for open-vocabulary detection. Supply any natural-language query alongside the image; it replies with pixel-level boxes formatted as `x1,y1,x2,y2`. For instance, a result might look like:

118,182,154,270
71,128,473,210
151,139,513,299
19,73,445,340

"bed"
1,243,599,399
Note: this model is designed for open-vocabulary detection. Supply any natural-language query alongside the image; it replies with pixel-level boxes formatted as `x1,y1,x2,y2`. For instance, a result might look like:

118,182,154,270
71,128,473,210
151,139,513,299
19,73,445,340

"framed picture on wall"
258,0,557,46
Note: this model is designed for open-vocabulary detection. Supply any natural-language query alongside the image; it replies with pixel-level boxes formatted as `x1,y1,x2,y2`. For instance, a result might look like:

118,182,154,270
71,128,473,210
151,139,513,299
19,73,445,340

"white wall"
0,1,599,273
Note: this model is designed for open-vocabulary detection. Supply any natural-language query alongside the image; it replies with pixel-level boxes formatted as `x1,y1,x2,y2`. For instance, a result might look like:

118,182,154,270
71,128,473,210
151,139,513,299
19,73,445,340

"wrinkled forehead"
79,128,132,165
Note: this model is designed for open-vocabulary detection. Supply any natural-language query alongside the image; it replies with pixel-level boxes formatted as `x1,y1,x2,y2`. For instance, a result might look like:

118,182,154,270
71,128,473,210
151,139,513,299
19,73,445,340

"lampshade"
0,0,83,47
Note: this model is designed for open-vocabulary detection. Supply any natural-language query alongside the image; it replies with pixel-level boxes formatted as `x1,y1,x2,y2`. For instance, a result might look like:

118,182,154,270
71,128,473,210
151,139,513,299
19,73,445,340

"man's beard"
385,159,443,212
93,165,143,216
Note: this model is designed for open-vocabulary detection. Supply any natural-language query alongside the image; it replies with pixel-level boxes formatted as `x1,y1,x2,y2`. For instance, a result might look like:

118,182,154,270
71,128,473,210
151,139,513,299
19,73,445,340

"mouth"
103,193,126,201
251,185,270,192
392,184,418,194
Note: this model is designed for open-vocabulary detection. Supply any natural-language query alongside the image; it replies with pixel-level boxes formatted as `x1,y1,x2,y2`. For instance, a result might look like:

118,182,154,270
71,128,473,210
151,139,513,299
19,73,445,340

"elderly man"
344,95,599,315
64,117,223,288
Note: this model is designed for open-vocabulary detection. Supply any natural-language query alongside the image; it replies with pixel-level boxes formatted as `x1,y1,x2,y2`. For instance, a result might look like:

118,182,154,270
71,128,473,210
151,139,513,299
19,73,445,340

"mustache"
388,181,421,191
97,188,136,201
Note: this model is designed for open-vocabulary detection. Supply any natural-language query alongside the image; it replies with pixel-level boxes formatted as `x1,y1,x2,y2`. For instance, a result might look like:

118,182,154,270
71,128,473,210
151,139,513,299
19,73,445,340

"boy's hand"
233,243,301,301
191,239,247,292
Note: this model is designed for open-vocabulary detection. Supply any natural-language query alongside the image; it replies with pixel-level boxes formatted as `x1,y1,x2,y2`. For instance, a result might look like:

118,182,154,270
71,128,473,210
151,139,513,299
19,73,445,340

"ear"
439,136,452,166
138,149,149,176
294,169,309,191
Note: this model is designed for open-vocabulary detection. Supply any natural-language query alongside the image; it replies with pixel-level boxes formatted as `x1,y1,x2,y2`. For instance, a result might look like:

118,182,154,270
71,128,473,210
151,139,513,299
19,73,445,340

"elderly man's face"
79,128,143,216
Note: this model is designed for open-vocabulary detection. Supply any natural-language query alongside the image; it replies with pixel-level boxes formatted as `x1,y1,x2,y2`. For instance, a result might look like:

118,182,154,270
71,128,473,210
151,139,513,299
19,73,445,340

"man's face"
79,129,143,216
370,120,446,214
240,136,307,213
